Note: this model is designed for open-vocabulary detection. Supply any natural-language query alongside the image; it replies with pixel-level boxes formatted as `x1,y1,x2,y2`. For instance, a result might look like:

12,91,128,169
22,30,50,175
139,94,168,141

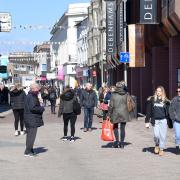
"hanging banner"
128,24,145,67
106,0,117,55
117,1,124,51
140,0,158,24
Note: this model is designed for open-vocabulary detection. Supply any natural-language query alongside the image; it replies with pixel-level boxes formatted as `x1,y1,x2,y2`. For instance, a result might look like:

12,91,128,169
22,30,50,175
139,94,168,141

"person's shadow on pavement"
33,147,48,154
142,146,177,155
101,142,132,148
142,147,154,154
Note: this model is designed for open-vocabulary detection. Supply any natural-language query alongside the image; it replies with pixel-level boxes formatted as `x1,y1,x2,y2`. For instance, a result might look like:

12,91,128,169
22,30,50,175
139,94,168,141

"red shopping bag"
101,118,114,141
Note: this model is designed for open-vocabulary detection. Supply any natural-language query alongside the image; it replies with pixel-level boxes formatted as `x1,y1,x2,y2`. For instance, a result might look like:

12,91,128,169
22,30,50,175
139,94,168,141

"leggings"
13,109,24,131
113,122,126,143
63,113,77,137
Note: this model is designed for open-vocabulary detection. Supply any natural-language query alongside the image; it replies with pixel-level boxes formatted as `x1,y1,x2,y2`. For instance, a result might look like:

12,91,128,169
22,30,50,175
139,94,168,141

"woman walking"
145,86,170,156
108,81,130,148
10,83,26,136
58,86,77,142
99,86,111,121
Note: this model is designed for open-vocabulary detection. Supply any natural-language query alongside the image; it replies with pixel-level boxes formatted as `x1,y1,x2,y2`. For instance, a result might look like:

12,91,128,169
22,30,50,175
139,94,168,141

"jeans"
63,113,77,137
13,109,24,131
113,123,126,144
154,119,167,150
25,127,37,154
173,121,180,146
84,108,94,129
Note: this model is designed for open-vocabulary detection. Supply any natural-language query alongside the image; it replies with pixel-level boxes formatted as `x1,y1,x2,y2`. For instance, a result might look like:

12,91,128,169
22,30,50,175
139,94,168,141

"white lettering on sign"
140,0,157,23
106,1,116,54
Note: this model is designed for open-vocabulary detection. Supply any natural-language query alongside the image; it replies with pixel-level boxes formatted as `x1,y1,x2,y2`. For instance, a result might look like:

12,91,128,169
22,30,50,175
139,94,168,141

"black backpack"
73,99,81,115
49,92,56,100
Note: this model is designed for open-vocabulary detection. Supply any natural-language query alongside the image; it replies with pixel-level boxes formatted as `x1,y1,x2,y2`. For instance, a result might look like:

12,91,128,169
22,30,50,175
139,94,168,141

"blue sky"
0,0,89,54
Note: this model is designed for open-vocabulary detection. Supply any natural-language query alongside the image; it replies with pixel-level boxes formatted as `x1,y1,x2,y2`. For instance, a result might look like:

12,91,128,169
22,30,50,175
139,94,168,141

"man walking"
80,83,97,132
169,86,180,155
24,83,45,157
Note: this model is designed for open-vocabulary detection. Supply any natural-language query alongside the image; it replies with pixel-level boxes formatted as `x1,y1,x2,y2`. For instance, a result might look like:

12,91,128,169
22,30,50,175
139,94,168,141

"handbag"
99,103,108,111
101,118,114,141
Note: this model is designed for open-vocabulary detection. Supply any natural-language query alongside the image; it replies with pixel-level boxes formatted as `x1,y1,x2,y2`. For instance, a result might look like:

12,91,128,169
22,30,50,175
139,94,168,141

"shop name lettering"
107,2,115,53
142,0,154,20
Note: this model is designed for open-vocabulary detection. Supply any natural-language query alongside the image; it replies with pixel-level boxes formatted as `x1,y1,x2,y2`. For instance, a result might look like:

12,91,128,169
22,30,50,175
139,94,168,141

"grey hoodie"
169,96,180,122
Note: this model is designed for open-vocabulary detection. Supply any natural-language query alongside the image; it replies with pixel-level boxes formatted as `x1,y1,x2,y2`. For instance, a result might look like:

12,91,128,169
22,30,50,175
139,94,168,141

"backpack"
73,99,81,115
49,92,56,100
127,94,135,112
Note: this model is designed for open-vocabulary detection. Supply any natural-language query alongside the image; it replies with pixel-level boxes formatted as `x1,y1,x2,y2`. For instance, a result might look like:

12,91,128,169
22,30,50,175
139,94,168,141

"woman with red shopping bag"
101,117,114,141
108,81,130,148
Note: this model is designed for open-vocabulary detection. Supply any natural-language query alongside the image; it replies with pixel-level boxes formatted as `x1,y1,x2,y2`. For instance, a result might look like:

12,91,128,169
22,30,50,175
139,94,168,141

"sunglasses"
176,90,180,93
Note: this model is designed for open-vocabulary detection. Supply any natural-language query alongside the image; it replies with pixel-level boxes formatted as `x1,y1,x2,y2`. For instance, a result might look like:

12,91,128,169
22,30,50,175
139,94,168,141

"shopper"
80,83,97,132
108,81,130,148
58,86,77,142
99,86,111,121
10,83,26,136
48,86,57,114
24,83,45,157
169,86,180,155
145,86,170,156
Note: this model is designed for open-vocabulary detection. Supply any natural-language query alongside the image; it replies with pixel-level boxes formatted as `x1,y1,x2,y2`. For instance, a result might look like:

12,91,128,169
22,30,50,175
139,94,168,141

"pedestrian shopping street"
0,107,180,180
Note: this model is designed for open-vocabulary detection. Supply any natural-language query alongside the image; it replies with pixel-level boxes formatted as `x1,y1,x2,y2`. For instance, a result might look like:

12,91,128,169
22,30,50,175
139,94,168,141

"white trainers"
20,131,25,135
14,130,19,136
70,137,75,142
62,136,68,141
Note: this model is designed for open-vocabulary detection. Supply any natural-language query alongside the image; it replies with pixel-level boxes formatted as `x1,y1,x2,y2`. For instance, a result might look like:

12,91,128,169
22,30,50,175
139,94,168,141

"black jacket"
80,89,97,108
58,89,77,116
145,96,170,125
169,96,180,122
24,92,44,128
10,89,26,109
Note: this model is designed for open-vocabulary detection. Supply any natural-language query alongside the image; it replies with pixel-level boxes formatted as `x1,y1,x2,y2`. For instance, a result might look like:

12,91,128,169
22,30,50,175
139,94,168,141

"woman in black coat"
10,84,26,136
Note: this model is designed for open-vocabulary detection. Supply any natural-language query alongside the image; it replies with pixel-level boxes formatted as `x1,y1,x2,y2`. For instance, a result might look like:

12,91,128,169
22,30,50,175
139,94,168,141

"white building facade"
76,17,89,86
50,3,90,88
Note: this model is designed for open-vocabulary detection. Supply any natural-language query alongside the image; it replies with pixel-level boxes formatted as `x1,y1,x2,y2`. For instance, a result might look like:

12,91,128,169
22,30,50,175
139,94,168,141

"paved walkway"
0,107,180,180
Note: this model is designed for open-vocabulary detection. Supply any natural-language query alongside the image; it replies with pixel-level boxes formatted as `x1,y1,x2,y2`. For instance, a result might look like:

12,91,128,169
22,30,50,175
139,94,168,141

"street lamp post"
99,26,106,87
123,0,128,86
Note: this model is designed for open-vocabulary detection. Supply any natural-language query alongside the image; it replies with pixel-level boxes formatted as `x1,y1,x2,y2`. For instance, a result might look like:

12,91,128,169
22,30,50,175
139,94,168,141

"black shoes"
119,143,124,149
113,142,125,149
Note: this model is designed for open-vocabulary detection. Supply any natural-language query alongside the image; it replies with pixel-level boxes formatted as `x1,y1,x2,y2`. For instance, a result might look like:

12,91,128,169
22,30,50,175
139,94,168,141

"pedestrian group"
5,80,180,157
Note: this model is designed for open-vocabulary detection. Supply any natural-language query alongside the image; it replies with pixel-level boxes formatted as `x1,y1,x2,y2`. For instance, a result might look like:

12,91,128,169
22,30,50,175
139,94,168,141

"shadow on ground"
101,142,132,148
80,127,98,131
33,147,48,154
60,136,81,141
142,146,178,155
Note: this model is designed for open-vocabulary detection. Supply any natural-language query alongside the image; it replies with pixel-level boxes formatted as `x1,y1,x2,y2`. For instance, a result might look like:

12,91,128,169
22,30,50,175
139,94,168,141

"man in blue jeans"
80,83,97,132
169,86,180,155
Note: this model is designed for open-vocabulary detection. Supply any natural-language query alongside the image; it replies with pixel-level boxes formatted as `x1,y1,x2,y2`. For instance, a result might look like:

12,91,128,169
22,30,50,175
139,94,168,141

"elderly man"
80,83,97,132
24,83,45,157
